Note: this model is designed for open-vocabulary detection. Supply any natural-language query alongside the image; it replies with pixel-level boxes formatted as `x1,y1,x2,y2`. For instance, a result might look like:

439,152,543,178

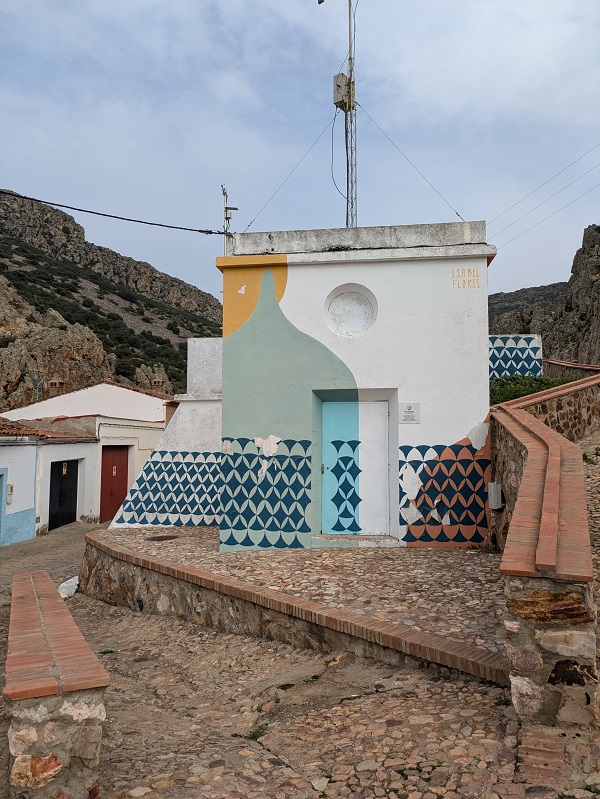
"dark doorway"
100,446,129,523
49,460,79,531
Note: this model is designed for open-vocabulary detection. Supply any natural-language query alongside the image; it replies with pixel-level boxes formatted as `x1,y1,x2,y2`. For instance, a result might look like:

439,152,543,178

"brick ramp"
4,570,109,700
83,532,509,686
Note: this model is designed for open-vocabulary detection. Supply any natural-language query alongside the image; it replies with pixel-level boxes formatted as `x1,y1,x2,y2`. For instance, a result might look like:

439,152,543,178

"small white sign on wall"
400,403,420,424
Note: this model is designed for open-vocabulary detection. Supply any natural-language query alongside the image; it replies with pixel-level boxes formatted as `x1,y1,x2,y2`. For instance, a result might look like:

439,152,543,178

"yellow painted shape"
218,255,288,336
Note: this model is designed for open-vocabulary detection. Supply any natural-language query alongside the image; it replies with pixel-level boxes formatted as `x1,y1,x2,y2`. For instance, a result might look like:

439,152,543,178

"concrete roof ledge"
227,221,491,257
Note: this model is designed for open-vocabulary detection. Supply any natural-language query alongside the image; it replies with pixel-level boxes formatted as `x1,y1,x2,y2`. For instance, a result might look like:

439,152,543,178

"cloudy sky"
2,1,599,301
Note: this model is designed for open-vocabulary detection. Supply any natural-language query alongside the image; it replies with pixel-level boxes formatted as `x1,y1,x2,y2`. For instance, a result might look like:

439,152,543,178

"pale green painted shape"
222,269,358,537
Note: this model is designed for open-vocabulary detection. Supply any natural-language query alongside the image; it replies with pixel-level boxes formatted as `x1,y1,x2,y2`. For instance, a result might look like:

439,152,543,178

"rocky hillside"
489,225,600,363
0,190,222,409
488,282,566,333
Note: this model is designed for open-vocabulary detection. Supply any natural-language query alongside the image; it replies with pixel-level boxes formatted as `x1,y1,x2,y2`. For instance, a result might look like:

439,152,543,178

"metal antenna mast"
321,0,357,227
221,184,237,255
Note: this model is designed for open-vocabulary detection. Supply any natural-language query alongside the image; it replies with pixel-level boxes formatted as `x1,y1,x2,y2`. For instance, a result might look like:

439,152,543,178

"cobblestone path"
103,528,506,654
4,440,600,798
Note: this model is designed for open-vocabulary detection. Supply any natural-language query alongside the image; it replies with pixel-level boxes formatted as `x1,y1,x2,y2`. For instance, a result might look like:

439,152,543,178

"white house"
0,383,169,543
114,221,498,552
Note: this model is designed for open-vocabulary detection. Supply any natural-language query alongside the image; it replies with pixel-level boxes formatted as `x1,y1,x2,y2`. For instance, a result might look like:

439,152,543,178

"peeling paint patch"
222,440,233,455
257,459,270,479
399,464,422,501
467,422,489,452
238,284,247,295
254,434,282,457
429,508,440,522
400,502,423,525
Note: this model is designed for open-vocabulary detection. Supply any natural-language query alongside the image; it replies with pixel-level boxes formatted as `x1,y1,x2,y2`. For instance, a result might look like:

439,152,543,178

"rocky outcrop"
0,282,114,410
489,225,600,364
489,282,566,333
0,190,221,324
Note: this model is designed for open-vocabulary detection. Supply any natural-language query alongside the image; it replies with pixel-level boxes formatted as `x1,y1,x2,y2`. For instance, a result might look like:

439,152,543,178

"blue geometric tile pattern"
489,335,542,380
114,451,221,527
219,438,312,549
329,440,361,533
399,442,490,545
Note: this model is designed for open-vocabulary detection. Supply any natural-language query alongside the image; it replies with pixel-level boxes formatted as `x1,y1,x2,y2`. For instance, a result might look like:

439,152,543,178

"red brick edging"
84,532,509,686
3,570,110,701
493,380,594,583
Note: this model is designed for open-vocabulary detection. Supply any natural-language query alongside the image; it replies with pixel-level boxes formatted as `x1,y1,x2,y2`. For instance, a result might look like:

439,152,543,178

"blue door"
321,401,361,534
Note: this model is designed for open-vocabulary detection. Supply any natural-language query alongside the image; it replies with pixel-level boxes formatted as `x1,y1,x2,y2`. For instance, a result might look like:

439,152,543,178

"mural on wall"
113,451,221,527
220,267,360,550
489,335,543,380
112,236,493,551
220,438,311,548
398,424,490,546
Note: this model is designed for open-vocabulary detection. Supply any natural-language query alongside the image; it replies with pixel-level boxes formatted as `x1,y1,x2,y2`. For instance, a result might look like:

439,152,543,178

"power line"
492,161,600,238
357,103,465,222
496,179,600,249
488,140,600,225
0,189,223,234
331,108,347,200
244,117,335,232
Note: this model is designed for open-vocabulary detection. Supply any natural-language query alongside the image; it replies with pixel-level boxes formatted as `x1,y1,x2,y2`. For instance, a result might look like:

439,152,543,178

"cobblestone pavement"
0,520,108,594
4,435,600,798
103,528,506,654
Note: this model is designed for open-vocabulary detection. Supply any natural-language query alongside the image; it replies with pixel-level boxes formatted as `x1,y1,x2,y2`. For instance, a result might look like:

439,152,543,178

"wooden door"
49,460,79,531
100,446,129,523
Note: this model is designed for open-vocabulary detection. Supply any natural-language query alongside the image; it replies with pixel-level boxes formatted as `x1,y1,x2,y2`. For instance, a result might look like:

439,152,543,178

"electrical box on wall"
6,484,14,505
488,482,503,510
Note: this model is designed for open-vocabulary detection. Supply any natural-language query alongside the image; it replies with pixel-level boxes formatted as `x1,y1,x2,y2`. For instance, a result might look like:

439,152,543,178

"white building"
0,383,169,544
115,222,497,552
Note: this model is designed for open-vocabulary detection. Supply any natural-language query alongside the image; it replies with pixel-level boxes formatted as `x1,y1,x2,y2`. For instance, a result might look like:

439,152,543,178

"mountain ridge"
0,191,222,409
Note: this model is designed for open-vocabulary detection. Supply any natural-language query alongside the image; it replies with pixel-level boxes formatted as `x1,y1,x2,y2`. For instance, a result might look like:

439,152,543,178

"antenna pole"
327,0,357,227
346,0,357,228
221,184,238,256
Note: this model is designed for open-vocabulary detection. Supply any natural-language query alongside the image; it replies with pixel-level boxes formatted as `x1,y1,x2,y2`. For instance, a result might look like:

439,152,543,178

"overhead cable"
244,117,335,232
492,161,600,238
496,180,600,249
0,189,223,234
488,140,600,225
358,104,465,221
331,108,347,200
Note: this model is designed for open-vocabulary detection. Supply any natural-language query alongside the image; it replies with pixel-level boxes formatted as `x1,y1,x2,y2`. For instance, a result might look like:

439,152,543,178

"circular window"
325,289,377,337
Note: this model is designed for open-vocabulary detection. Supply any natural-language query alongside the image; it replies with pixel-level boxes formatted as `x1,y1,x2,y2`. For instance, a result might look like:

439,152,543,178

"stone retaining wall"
5,690,106,799
489,416,527,552
543,358,600,381
3,571,109,799
503,575,597,726
510,373,600,442
491,374,598,726
79,535,509,685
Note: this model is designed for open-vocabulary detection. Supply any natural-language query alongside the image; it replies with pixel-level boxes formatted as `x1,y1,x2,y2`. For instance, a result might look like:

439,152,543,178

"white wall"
155,400,222,453
280,255,490,446
0,443,37,514
4,383,166,423
186,339,222,397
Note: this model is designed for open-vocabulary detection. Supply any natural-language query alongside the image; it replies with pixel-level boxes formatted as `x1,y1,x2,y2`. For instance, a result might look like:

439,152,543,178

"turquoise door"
321,401,361,534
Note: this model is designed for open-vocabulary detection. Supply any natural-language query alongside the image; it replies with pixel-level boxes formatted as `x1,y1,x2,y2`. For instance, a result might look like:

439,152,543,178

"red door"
100,446,129,522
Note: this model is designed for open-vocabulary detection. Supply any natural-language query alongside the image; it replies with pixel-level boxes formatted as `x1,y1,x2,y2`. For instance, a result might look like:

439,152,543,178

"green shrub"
490,375,574,405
